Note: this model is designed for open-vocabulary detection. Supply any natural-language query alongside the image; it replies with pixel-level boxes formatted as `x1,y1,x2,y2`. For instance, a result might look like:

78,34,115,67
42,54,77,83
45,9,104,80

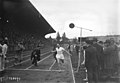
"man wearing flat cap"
84,39,99,83
92,38,104,79
31,45,41,66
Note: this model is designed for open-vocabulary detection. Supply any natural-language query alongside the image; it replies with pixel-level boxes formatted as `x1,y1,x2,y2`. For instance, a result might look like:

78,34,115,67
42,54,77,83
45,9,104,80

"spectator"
84,39,99,83
69,44,74,54
92,38,104,80
14,42,25,65
0,40,4,73
103,39,119,76
75,44,80,56
2,41,8,59
0,41,8,71
110,39,119,75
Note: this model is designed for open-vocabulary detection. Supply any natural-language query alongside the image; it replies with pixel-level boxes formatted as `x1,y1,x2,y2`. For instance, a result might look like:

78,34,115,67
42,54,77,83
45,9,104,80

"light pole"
69,23,92,72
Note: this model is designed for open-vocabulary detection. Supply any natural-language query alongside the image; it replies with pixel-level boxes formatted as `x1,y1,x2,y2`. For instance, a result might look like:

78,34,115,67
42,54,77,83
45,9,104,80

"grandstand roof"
1,0,55,36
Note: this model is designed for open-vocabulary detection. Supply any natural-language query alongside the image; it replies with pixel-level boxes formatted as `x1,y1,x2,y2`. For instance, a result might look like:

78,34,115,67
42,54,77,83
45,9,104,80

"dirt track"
1,50,75,83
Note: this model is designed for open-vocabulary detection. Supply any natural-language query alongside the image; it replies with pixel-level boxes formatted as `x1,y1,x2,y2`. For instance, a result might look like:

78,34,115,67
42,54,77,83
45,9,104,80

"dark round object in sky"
69,23,75,28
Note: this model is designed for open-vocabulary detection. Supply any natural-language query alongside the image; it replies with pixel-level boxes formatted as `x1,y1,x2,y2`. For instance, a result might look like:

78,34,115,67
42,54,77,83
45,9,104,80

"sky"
29,0,120,38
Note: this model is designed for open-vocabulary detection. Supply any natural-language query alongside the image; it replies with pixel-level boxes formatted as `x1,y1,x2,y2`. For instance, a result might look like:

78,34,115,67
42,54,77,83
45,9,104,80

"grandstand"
0,0,56,52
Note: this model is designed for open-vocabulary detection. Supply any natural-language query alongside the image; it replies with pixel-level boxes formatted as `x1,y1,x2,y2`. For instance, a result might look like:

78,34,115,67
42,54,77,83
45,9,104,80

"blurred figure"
75,44,80,56
52,43,57,62
109,39,119,75
4,37,8,45
31,45,41,66
14,42,25,65
0,41,4,73
0,41,8,71
92,38,104,80
1,41,8,70
69,44,74,54
81,42,88,82
56,44,65,64
103,39,119,76
117,40,120,63
2,41,8,60
103,39,110,71
67,44,71,53
98,41,104,47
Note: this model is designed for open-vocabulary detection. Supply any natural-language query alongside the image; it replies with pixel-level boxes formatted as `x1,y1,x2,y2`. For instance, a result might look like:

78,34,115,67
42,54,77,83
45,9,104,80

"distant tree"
61,32,69,43
48,36,54,45
48,36,52,40
72,37,78,44
48,36,52,42
56,32,61,43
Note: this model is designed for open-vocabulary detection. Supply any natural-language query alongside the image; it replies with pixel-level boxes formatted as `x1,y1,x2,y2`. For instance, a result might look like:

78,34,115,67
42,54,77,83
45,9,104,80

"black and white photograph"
0,0,120,83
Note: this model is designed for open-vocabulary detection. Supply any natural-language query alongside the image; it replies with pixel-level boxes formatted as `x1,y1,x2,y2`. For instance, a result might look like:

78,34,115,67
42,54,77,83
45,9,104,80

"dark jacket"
85,45,99,68
53,44,57,55
93,43,103,62
31,48,41,61
93,43,103,54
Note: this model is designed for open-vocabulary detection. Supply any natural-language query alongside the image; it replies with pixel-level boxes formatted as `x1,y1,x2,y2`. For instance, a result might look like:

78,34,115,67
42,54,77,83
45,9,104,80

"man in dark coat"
31,46,41,66
75,44,80,56
84,39,99,83
92,38,104,71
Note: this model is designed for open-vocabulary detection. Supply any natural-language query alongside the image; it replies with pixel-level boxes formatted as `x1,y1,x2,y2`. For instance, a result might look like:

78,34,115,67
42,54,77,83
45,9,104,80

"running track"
1,47,76,83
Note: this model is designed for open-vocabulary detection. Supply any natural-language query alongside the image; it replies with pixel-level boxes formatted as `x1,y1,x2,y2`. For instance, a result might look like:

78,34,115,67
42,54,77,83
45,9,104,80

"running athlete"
31,46,41,66
55,44,71,70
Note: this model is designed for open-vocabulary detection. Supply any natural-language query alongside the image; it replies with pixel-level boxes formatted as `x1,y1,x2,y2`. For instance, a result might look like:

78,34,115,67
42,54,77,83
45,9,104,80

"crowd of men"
82,38,119,83
68,38,120,83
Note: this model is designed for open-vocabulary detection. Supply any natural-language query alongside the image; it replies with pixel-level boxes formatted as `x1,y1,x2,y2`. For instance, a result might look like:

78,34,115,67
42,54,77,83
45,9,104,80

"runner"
53,44,71,70
14,42,25,65
31,45,41,66
0,43,3,72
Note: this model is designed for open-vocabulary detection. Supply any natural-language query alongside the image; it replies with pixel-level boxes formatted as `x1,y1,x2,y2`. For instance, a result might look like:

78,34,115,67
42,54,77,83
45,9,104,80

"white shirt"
56,47,65,59
2,44,8,56
56,47,65,55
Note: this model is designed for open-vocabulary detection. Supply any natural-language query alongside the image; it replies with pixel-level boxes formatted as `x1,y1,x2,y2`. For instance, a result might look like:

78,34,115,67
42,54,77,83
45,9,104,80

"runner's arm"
64,49,72,56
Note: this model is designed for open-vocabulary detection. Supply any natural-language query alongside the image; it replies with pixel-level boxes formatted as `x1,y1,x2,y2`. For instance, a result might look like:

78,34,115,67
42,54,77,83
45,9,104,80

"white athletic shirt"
2,44,8,55
56,47,65,59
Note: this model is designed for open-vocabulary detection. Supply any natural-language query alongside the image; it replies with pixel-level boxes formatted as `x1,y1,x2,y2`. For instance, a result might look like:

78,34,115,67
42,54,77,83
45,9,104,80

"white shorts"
56,54,64,59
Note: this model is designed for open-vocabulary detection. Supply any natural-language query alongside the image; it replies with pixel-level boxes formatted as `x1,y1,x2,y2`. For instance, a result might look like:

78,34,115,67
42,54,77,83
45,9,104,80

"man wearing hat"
92,38,104,79
84,39,99,83
31,45,41,66
14,42,25,65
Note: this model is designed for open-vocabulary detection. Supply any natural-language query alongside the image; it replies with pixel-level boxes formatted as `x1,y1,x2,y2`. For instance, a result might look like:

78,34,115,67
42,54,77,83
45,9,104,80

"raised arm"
63,47,72,56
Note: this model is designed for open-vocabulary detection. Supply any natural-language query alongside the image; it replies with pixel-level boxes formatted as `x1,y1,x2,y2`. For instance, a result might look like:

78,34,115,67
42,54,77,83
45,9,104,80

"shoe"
83,78,88,82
